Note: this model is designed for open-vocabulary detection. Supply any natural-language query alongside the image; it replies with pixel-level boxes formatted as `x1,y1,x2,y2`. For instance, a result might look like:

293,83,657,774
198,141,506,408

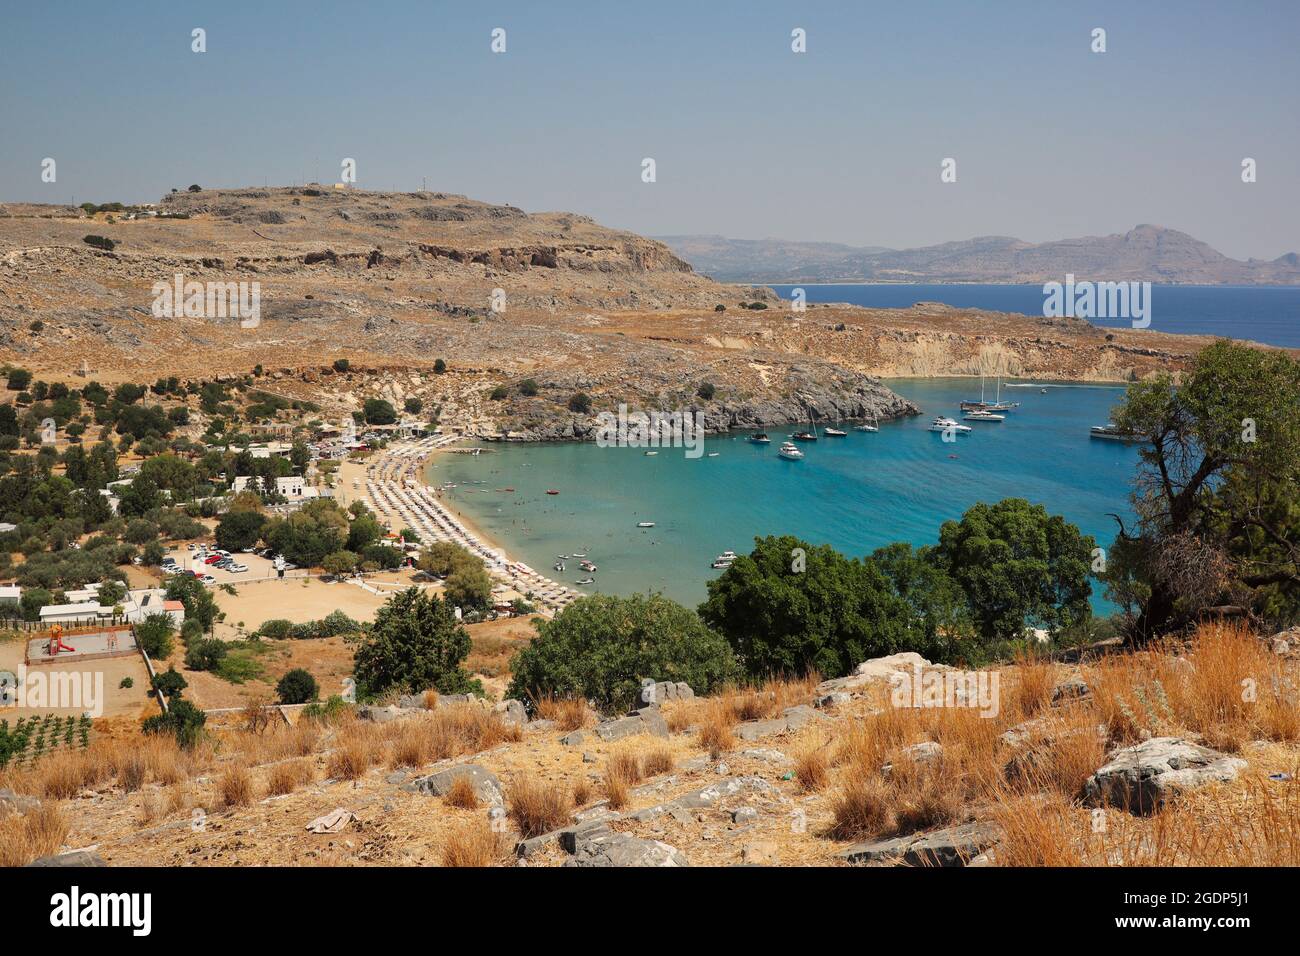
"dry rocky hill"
0,189,1238,438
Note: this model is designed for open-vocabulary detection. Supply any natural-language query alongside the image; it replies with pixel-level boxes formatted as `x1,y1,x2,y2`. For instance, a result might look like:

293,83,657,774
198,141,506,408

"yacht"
824,427,847,437
855,413,880,433
711,557,735,570
637,521,656,528
929,417,972,434
1089,423,1143,442
778,441,805,460
962,409,1006,422
580,560,598,572
747,433,771,444
791,430,817,442
575,577,595,585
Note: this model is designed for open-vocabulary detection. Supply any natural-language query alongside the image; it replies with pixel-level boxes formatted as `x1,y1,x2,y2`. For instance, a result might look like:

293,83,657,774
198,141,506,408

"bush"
151,666,188,698
568,392,592,414
332,359,350,373
508,593,736,714
83,234,116,251
349,587,478,697
134,614,175,659
258,618,294,640
180,619,204,645
697,382,716,401
119,677,133,689
433,359,447,374
276,668,319,705
519,379,539,397
489,386,508,401
184,638,228,672
142,698,206,748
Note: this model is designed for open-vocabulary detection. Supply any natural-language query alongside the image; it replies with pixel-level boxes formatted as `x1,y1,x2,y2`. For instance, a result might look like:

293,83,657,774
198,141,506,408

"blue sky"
2,0,1297,258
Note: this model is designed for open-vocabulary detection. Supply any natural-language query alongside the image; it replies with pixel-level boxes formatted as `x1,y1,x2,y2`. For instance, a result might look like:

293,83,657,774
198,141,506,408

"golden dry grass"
441,818,504,867
443,775,480,809
642,745,674,777
217,766,254,808
506,776,571,838
534,695,592,732
265,759,315,797
794,740,831,793
0,803,70,867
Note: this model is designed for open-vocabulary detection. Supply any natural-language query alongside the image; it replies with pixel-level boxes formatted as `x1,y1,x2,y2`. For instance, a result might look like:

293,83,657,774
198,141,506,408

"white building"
231,475,310,498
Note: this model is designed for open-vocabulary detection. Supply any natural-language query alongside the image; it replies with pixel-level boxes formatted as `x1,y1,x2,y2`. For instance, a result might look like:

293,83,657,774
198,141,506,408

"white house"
231,475,310,498
0,585,21,606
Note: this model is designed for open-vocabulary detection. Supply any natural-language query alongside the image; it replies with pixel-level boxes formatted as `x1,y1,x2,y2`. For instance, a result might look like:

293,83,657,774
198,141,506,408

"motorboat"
637,521,656,528
791,431,817,442
962,409,1006,422
778,442,804,460
748,433,771,444
575,577,595,585
823,427,847,437
929,417,972,434
1089,423,1143,442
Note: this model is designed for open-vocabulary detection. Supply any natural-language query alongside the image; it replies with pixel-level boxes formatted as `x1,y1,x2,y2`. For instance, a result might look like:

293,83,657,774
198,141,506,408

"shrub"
151,666,188,698
508,593,736,714
83,234,116,251
519,378,539,397
142,698,206,748
567,392,592,414
697,382,715,401
184,638,228,672
258,618,294,640
276,668,319,705
489,386,508,401
349,588,478,697
133,614,175,659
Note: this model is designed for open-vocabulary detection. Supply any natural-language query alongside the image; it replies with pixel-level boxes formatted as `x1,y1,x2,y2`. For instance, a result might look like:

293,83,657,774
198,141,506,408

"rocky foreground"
5,624,1298,868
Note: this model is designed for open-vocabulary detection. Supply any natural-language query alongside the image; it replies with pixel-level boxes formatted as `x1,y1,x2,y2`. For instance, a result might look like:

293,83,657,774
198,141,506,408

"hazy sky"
3,1,1297,259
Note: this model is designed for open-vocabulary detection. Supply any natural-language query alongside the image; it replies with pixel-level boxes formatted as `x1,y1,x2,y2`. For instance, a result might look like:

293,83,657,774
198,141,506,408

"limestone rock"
1082,737,1247,814
406,764,504,805
564,832,688,867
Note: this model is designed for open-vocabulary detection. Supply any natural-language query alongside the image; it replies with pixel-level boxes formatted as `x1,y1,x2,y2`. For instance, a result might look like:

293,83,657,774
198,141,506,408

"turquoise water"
430,378,1140,612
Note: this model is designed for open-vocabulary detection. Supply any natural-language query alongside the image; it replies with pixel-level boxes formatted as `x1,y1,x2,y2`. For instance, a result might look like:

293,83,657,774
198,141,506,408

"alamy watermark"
0,666,104,717
1043,274,1151,328
595,404,704,459
889,661,1000,718
152,273,261,328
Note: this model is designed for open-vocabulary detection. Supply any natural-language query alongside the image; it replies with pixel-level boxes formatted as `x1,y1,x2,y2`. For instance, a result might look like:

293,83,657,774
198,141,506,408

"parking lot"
163,547,300,586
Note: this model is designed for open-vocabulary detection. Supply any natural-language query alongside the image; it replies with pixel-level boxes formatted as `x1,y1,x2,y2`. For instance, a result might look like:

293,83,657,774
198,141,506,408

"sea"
430,284,1300,613
768,283,1300,348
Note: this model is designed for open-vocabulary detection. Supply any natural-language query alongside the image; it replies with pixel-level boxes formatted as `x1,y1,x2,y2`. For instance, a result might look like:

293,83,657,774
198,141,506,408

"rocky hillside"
662,225,1300,284
0,188,1246,439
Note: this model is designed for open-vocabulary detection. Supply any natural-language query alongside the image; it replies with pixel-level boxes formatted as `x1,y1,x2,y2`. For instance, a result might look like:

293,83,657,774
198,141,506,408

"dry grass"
326,725,378,781
443,775,480,809
1005,650,1055,720
534,695,592,732
794,740,831,793
507,776,571,838
0,803,70,867
441,818,504,867
607,749,643,787
217,766,254,808
697,699,736,758
604,769,630,810
572,778,591,807
265,759,315,797
642,745,674,777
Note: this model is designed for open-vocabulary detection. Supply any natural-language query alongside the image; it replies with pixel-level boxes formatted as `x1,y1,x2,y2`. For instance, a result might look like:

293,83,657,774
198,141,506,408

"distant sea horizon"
767,283,1300,350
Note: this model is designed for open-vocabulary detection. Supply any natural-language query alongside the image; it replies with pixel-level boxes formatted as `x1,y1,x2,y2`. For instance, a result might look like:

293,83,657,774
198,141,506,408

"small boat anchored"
929,416,972,434
1089,423,1143,442
637,521,656,528
575,577,595,585
778,441,804,460
747,433,771,444
823,427,847,437
545,489,560,495
962,409,1006,422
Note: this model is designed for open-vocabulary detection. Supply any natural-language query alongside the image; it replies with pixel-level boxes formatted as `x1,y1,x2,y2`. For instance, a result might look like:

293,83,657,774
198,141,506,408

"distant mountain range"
656,226,1300,285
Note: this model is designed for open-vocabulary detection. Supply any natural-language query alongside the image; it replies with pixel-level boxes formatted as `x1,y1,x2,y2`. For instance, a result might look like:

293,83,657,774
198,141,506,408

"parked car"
229,564,248,573
204,554,222,565
200,574,216,584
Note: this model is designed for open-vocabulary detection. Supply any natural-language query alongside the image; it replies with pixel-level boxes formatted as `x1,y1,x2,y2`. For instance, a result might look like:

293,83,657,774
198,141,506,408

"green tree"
142,698,206,748
134,613,176,659
509,593,736,714
699,535,913,679
276,668,319,705
151,666,188,698
362,398,397,425
184,638,227,671
215,509,266,552
166,573,220,630
348,588,477,697
1105,341,1300,638
931,498,1094,642
322,550,359,577
445,563,492,611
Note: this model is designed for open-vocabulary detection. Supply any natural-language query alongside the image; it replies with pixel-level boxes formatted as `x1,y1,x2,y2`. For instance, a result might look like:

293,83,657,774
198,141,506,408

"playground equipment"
46,624,77,656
